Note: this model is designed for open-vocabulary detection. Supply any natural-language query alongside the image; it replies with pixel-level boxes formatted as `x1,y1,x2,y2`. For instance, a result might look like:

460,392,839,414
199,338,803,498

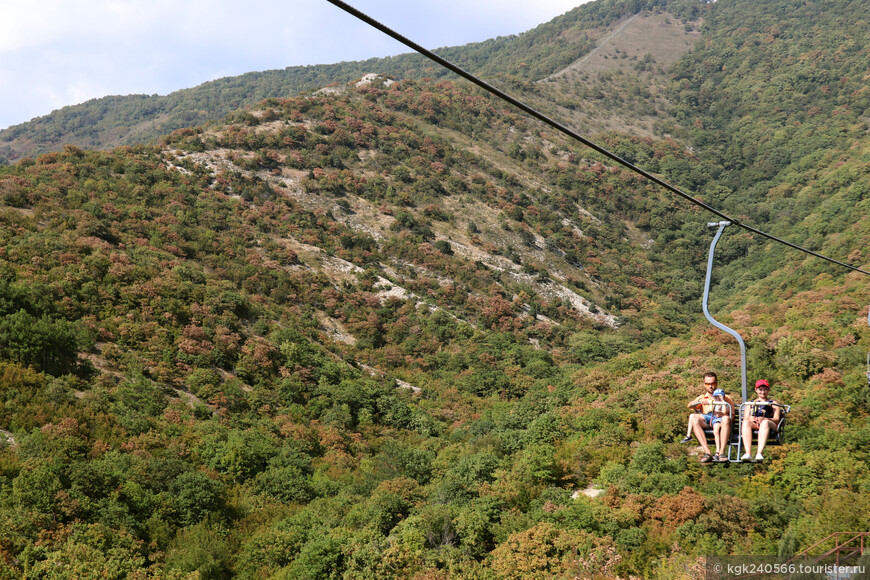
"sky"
0,0,590,131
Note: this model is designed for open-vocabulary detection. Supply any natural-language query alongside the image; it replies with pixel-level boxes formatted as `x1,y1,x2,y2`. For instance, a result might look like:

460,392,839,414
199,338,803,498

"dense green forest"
1,0,869,578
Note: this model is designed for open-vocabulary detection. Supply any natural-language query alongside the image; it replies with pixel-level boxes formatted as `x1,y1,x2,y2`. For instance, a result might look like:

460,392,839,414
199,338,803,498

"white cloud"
0,0,588,130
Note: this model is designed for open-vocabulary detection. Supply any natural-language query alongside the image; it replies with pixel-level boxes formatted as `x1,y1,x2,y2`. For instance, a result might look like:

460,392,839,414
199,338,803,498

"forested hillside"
1,0,869,578
0,0,704,164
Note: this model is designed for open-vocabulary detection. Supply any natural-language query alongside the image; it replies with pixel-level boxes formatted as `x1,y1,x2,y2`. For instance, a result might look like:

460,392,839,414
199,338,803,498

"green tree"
169,471,224,527
0,310,83,376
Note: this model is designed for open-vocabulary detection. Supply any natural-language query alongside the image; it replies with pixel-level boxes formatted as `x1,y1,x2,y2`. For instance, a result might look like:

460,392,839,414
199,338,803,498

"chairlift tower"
703,221,748,402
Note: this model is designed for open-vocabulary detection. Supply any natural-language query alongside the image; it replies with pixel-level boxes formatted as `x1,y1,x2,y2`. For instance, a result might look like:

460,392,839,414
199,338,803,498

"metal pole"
703,221,748,402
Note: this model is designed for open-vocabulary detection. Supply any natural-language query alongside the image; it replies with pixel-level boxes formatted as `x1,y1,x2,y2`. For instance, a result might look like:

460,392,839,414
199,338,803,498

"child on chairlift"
682,387,732,462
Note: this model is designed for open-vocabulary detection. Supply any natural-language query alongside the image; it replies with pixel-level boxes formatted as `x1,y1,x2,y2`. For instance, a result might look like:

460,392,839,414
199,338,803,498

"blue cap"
713,389,725,397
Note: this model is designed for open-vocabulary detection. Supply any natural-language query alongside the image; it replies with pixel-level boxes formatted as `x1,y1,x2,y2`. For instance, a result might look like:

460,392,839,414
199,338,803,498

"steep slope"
536,8,701,137
664,0,870,310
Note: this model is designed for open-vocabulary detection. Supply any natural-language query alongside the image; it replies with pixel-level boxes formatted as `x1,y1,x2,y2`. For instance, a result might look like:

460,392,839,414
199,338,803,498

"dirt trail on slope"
543,11,701,80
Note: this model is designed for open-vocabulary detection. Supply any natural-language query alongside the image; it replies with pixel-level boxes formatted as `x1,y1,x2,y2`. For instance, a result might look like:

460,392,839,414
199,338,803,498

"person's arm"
771,400,782,422
688,395,704,410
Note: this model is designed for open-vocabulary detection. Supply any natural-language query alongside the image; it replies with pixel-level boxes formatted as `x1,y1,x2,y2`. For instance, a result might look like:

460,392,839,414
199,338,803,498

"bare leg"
741,419,753,458
717,415,731,456
713,424,722,456
756,420,772,456
690,414,712,455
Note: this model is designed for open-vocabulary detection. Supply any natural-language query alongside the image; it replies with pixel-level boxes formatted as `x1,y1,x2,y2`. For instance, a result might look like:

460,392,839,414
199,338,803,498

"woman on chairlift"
741,379,782,462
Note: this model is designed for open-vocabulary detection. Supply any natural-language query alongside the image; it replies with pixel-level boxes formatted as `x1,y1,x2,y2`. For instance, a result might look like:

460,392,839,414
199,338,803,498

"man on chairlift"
683,372,734,463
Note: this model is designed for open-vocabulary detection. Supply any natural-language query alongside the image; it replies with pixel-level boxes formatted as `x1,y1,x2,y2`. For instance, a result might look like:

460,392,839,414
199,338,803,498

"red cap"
755,379,770,388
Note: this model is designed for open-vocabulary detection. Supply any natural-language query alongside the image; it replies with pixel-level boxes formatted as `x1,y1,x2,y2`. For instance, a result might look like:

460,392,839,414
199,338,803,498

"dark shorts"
748,416,776,430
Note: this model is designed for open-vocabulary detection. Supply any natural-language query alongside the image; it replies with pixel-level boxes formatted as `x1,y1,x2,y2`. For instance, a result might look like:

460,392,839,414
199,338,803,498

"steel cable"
325,0,869,276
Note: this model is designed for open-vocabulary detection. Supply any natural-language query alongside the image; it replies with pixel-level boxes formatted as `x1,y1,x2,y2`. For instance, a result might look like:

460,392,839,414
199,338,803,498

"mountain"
0,0,705,165
0,0,869,578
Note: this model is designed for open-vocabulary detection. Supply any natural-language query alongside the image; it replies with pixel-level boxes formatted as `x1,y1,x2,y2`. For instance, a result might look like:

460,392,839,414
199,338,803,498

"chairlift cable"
325,0,870,277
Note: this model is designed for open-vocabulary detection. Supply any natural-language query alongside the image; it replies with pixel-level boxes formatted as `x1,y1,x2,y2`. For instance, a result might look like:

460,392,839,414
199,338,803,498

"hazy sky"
0,0,590,130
